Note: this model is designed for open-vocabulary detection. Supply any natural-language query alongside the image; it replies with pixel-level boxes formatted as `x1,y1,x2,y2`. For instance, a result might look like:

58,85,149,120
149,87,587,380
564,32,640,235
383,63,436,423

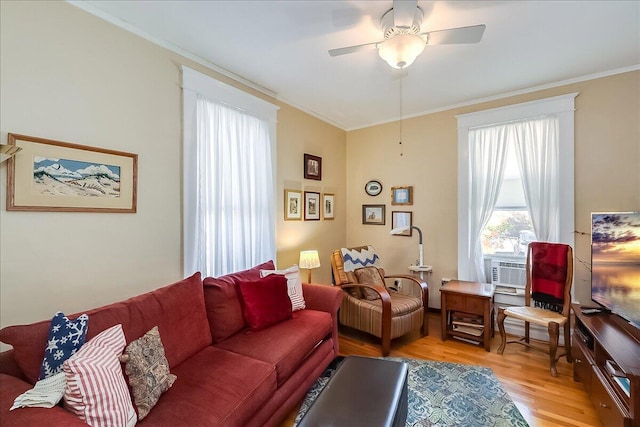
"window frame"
456,93,577,281
182,66,279,277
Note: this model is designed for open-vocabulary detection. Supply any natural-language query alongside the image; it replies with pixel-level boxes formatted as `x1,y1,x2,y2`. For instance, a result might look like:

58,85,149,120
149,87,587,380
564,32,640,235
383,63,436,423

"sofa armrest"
0,374,88,426
0,350,26,380
302,284,343,356
302,283,343,314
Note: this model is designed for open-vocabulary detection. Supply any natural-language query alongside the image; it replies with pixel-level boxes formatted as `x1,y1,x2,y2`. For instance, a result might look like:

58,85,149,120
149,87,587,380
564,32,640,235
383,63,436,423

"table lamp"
299,250,320,283
390,225,424,267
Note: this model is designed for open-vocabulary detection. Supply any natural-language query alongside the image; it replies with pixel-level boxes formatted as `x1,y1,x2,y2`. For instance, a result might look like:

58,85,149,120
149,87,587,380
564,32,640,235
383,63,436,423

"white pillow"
261,265,306,311
63,324,136,427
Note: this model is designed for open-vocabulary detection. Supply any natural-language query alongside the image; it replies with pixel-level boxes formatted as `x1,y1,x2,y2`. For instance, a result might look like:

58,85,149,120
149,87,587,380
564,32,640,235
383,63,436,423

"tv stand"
572,303,640,427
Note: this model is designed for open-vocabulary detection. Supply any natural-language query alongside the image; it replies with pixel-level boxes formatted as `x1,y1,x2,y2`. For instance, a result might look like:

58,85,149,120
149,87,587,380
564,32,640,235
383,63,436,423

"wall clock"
365,180,383,196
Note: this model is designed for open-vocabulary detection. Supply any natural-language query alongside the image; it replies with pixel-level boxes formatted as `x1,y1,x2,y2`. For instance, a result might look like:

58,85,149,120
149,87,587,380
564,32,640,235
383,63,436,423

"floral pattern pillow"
120,326,176,420
354,267,386,300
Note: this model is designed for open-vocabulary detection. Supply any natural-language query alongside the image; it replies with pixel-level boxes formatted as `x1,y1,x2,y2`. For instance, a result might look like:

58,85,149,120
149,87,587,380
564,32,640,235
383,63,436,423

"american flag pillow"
63,324,136,427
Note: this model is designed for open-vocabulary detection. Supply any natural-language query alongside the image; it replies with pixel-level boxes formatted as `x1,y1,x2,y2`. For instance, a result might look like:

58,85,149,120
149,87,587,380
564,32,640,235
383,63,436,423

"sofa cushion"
63,324,136,427
0,272,210,384
203,260,275,343
39,311,89,380
141,346,277,426
238,275,292,331
120,326,176,420
214,309,332,385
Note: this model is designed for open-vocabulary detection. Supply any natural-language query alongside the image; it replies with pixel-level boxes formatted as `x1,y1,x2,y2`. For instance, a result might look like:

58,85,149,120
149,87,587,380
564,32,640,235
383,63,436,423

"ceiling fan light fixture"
378,33,425,69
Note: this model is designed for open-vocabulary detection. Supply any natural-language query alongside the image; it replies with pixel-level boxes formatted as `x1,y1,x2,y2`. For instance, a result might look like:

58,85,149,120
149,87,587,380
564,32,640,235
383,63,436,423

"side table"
440,280,495,351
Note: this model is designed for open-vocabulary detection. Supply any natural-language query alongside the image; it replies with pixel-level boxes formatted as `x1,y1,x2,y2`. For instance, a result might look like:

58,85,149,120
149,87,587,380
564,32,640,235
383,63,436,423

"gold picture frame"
391,186,413,205
6,133,137,213
323,193,335,220
284,189,302,220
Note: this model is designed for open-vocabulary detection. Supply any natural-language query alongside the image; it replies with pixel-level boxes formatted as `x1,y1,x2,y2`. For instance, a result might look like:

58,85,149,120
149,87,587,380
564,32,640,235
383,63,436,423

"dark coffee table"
297,356,408,427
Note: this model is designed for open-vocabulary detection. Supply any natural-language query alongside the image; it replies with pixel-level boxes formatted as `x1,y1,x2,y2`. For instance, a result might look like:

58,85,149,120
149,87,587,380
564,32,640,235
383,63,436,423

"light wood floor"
281,312,601,427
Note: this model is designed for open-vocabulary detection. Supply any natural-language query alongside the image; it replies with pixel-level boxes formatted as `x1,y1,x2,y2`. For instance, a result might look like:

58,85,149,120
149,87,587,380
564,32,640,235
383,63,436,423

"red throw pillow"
237,275,292,331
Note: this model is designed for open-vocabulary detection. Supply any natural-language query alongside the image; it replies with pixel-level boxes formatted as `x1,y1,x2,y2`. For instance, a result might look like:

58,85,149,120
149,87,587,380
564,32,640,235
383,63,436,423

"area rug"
294,357,529,427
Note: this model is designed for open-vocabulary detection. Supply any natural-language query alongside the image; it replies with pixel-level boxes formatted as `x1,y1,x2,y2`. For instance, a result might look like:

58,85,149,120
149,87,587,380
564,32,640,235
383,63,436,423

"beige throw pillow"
354,267,386,300
120,326,176,420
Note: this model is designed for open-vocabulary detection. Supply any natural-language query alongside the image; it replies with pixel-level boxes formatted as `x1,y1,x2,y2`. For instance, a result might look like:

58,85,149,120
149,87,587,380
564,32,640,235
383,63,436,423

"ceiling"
73,1,640,131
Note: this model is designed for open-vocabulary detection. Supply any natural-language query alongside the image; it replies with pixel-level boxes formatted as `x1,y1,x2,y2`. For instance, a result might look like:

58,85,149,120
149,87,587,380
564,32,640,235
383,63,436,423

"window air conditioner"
490,260,526,288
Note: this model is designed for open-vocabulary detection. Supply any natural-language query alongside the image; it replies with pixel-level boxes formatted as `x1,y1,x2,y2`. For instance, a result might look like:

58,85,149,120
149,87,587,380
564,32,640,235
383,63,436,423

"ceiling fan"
329,0,486,69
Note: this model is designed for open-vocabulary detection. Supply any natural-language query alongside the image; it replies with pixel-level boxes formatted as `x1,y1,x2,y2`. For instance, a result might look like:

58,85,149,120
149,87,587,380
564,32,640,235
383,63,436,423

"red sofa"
0,261,343,426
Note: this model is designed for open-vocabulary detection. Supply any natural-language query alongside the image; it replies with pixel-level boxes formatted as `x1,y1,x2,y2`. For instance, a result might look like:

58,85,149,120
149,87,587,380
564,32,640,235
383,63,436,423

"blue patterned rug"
294,357,529,427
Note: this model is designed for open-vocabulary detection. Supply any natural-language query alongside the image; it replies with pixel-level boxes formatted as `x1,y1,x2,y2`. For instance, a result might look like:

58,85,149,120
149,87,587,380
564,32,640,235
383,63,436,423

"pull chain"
399,73,404,157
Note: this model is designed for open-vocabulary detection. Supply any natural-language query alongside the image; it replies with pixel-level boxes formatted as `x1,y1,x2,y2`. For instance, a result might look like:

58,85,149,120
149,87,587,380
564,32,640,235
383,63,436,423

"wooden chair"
497,242,574,376
330,246,428,356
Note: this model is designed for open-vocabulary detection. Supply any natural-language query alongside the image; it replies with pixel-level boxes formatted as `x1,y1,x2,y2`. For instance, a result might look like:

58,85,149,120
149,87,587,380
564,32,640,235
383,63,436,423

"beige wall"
0,1,346,332
347,71,640,308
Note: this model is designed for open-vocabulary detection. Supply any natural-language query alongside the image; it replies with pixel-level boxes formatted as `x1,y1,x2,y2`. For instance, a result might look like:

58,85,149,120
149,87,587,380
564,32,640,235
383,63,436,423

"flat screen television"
591,212,640,329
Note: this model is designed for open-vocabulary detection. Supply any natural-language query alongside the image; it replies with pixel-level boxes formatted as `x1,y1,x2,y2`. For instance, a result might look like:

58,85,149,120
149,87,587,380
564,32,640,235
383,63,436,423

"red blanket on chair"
530,242,569,312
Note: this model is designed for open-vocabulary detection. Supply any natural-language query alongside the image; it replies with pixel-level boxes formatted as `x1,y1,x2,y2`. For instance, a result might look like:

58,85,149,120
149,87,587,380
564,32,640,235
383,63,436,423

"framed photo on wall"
362,204,385,225
284,189,302,220
391,211,412,236
391,186,413,205
304,191,321,220
303,154,322,181
322,193,335,220
6,133,137,213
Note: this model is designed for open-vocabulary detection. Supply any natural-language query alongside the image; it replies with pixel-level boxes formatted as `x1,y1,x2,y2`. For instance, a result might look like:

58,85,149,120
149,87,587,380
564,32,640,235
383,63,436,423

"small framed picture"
392,211,412,236
284,189,302,221
323,193,335,220
391,186,413,205
362,204,385,225
304,191,321,220
304,153,322,181
365,180,383,196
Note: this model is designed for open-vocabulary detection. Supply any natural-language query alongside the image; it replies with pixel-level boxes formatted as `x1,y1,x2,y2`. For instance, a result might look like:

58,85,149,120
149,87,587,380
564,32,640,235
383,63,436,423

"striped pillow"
261,265,306,311
63,324,136,427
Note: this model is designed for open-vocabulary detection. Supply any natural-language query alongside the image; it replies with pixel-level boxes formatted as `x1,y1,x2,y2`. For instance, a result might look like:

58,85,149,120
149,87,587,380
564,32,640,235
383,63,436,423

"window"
182,67,279,277
456,94,577,282
481,145,535,257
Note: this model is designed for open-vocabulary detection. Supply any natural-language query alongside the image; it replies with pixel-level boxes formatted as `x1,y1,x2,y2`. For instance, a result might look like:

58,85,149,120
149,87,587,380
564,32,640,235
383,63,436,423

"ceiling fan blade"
423,24,486,45
328,41,380,57
393,0,418,28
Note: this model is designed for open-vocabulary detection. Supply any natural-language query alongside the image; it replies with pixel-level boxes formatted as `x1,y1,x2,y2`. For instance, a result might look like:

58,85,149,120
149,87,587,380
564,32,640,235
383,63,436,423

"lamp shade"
0,144,22,163
390,226,410,235
378,33,426,69
299,250,321,269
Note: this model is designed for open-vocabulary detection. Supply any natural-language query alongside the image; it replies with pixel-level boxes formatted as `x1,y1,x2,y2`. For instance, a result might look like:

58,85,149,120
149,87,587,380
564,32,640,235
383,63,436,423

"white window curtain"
192,97,275,277
182,66,278,278
467,125,509,281
512,116,560,242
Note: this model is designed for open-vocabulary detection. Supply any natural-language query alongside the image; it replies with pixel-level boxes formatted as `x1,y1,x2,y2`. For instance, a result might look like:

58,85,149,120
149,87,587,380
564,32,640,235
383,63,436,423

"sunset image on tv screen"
591,212,640,326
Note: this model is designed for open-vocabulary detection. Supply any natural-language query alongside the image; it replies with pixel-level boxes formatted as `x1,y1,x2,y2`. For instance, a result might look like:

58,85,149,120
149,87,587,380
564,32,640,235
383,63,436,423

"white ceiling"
73,1,640,131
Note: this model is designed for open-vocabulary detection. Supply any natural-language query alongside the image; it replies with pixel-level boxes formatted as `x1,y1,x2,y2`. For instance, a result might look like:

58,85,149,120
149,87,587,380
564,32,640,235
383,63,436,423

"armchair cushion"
354,267,384,300
355,292,423,316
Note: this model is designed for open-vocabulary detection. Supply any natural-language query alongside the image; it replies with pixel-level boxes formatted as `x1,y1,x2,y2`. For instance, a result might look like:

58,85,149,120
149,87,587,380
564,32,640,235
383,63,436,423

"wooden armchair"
330,246,428,356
